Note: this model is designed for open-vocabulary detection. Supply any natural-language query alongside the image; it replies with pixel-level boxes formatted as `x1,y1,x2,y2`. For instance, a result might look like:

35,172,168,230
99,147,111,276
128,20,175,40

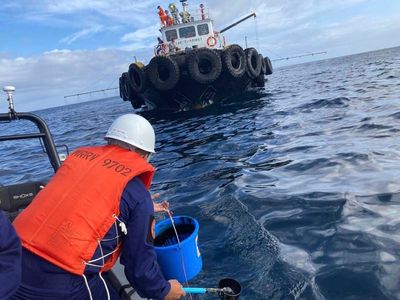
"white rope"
99,272,111,300
101,235,120,242
166,210,193,300
81,216,124,300
248,0,260,50
82,217,125,267
84,247,120,264
84,262,104,268
82,274,94,300
254,15,260,50
100,221,121,242
98,240,105,266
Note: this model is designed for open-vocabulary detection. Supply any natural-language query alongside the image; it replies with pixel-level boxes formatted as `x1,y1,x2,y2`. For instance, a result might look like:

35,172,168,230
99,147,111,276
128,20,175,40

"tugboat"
119,0,273,111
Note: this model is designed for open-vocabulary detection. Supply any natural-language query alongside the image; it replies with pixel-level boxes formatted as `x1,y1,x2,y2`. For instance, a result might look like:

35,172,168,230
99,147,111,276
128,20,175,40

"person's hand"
164,280,186,300
152,193,171,214
154,201,170,213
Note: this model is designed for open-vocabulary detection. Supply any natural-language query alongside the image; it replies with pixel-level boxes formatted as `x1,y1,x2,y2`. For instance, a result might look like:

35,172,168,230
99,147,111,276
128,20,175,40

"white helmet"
105,114,156,153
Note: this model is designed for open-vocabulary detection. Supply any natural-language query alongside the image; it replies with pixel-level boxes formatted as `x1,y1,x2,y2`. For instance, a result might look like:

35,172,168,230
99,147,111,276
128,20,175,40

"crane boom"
219,13,256,34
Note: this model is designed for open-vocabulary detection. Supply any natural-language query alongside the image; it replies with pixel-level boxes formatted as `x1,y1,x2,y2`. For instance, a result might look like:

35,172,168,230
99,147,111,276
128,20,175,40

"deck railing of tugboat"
159,8,211,28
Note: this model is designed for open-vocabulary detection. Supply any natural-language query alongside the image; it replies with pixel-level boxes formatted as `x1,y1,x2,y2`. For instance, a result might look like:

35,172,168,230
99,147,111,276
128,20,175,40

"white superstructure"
155,1,225,55
161,18,219,50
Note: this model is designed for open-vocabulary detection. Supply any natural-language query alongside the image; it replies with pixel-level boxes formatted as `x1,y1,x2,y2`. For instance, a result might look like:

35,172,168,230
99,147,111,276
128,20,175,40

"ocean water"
1,46,400,299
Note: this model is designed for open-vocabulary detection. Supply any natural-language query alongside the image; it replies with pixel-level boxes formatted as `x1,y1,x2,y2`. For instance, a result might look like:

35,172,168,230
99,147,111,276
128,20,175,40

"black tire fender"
173,53,187,68
128,63,147,93
119,75,124,100
147,56,180,91
222,44,246,78
260,54,267,75
187,48,222,84
121,71,143,108
120,72,129,101
245,48,262,79
264,56,273,75
255,74,265,87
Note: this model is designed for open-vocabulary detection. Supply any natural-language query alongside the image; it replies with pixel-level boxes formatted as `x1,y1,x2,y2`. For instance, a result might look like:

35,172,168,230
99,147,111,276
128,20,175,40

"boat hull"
119,46,272,112
142,72,254,111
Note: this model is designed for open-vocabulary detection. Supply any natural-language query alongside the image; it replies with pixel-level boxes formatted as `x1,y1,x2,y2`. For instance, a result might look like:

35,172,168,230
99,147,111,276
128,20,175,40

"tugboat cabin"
161,18,218,50
156,1,223,55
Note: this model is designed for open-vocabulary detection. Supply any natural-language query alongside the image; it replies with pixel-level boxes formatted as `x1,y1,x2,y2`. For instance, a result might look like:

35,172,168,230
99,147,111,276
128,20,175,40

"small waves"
298,97,351,111
389,112,400,119
1,47,400,299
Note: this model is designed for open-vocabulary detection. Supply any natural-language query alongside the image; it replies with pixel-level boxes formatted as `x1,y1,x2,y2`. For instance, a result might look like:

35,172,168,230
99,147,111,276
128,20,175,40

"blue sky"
1,0,399,111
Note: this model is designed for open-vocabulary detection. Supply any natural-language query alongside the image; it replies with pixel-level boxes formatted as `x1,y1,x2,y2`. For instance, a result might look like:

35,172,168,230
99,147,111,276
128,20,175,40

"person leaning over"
0,210,21,299
11,114,185,300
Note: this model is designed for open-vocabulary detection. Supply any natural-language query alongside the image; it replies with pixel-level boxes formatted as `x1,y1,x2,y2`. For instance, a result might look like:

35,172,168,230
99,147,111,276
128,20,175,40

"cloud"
201,0,399,60
310,13,400,54
0,49,136,111
119,24,160,52
121,24,160,43
61,25,107,44
204,0,368,30
3,0,160,26
4,0,397,57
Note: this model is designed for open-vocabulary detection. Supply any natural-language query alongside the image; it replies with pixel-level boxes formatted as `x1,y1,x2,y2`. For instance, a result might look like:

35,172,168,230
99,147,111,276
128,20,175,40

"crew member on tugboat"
11,114,185,300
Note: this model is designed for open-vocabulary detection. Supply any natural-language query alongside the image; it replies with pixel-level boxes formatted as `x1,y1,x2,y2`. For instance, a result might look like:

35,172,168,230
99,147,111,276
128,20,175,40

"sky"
0,0,399,111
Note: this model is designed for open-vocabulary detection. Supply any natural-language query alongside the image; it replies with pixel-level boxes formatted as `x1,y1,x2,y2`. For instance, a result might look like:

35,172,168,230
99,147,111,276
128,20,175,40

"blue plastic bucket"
154,216,202,282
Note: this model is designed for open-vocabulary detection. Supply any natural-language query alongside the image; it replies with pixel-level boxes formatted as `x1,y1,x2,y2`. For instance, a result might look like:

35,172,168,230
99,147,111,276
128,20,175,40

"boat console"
0,182,44,221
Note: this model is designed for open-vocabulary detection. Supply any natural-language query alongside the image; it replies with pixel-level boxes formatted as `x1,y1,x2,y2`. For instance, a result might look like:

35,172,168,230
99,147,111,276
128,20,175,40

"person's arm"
0,211,21,299
119,178,171,299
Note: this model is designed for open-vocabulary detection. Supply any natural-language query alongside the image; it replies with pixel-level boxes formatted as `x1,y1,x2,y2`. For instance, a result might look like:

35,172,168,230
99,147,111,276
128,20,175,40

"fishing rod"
272,51,327,62
64,87,118,99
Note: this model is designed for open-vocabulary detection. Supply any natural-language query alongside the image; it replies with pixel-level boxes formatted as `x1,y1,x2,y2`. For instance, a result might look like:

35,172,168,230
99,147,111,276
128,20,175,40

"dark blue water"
1,47,400,299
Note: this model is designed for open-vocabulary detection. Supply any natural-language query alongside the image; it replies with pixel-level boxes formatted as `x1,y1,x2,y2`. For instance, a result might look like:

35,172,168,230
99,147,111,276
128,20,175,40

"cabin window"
179,26,196,38
165,29,178,42
197,24,209,36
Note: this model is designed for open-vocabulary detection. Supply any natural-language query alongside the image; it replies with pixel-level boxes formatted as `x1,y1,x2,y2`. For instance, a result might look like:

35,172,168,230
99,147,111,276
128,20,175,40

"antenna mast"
3,86,16,116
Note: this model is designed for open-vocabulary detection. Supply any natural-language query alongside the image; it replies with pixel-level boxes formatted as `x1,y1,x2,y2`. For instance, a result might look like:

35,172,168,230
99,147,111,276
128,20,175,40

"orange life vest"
158,7,167,25
166,15,174,26
13,145,155,275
